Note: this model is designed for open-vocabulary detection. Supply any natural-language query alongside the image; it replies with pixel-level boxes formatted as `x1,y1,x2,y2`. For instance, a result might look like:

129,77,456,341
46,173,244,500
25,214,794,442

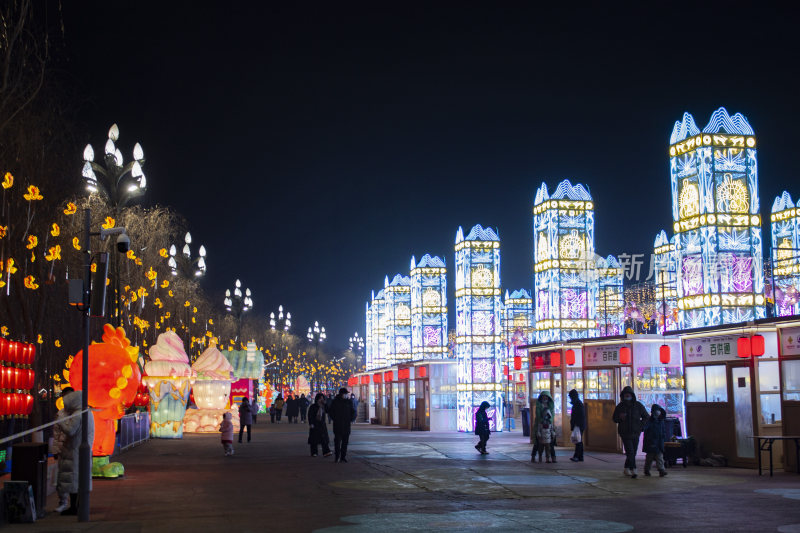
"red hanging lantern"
565,349,576,366
513,355,522,370
417,366,427,378
0,393,6,417
24,393,33,415
0,338,8,363
737,336,751,358
659,344,671,364
503,364,509,375
519,373,525,382
7,342,18,365
619,346,631,365
12,392,21,415
751,334,765,357
534,355,544,369
25,344,34,365
372,373,382,384
550,351,561,367
0,366,6,390
383,370,393,382
398,368,410,380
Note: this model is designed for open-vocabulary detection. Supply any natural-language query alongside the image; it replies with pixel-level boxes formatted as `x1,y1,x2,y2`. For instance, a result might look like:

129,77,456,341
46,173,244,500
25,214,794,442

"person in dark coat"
569,389,586,462
238,398,253,443
350,393,359,423
273,394,285,422
286,395,299,423
642,404,668,477
325,394,334,423
331,387,356,462
56,390,94,515
308,393,332,457
298,394,310,423
612,385,649,478
474,401,491,455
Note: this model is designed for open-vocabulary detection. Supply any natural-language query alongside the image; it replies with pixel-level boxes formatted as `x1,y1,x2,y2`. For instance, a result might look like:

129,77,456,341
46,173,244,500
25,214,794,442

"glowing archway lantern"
550,351,561,367
565,349,576,366
68,325,142,459
659,344,671,365
619,346,631,365
751,334,765,357
513,356,522,370
737,336,751,358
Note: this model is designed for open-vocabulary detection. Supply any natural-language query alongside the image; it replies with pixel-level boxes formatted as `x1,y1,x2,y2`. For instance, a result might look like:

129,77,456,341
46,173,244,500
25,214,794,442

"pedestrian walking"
643,404,668,477
239,398,253,443
350,393,359,423
286,394,299,423
252,399,259,424
325,394,334,423
55,390,94,515
308,393,332,457
220,412,234,456
274,394,285,422
331,387,356,463
569,389,585,462
612,385,649,478
535,411,556,463
299,393,310,423
269,403,276,423
474,401,491,455
531,391,555,462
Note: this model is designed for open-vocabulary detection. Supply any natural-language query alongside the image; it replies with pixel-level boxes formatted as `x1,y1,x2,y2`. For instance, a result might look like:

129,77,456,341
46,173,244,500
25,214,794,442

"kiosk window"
783,360,800,401
686,365,728,402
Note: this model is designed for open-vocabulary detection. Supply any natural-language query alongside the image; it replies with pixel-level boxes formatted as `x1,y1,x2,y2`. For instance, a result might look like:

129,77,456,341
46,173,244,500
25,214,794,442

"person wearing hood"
568,389,585,462
642,404,669,477
308,393,332,457
474,401,491,455
55,390,94,515
612,385,649,478
331,388,357,462
298,393,310,423
531,391,556,463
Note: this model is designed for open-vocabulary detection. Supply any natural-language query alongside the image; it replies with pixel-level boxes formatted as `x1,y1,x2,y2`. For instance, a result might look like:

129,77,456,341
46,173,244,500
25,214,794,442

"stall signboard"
584,343,630,367
780,326,800,357
684,334,740,363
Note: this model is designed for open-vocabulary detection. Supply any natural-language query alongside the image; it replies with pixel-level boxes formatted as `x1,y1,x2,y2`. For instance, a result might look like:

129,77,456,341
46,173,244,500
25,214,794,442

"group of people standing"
268,393,309,423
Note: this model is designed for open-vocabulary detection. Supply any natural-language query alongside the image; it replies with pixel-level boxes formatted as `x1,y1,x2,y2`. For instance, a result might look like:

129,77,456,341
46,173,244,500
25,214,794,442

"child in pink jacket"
220,412,234,456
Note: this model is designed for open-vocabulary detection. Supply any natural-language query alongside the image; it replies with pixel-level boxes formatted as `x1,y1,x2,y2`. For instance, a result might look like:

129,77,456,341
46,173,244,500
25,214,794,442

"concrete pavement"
7,422,800,532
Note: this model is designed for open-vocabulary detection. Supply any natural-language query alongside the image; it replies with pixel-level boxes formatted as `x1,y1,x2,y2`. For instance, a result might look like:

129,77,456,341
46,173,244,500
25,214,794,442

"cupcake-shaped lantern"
192,345,234,409
143,331,195,438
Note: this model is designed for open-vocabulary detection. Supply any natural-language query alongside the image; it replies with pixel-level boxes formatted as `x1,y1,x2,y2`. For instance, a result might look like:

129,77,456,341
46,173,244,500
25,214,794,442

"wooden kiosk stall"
682,328,779,468
778,323,800,472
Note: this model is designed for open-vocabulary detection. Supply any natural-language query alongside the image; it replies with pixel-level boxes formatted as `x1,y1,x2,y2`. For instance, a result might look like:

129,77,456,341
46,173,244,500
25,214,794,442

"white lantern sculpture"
184,342,238,433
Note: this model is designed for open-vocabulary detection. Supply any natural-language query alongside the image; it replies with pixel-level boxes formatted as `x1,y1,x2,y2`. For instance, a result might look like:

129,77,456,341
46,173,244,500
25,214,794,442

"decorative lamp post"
224,279,252,345
307,321,326,393
169,232,207,278
81,124,147,327
349,331,365,369
269,305,291,389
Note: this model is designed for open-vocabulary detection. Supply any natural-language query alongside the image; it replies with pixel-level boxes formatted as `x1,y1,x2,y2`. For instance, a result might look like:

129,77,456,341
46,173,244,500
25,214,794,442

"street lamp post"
223,279,252,345
269,305,291,391
307,321,326,393
169,231,207,279
349,331,365,369
81,124,147,327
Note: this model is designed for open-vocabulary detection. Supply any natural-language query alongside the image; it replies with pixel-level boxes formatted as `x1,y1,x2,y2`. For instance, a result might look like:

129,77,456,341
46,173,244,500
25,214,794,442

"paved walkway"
7,422,800,532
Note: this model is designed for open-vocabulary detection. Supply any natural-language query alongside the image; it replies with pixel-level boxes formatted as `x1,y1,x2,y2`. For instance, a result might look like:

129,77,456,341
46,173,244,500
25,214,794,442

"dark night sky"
59,3,800,348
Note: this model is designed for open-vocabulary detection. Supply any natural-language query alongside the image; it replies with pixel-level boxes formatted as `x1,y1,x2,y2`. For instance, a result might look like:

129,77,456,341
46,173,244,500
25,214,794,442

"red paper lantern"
384,370,393,382
619,346,631,365
513,355,522,370
534,356,544,369
519,373,525,382
12,392,21,415
565,349,576,366
659,344,671,364
417,366,427,378
24,393,33,415
503,364,509,375
398,368,410,380
0,338,8,363
738,336,751,358
751,334,765,357
372,373,382,384
7,342,19,365
550,351,561,367
0,366,6,389
24,344,34,365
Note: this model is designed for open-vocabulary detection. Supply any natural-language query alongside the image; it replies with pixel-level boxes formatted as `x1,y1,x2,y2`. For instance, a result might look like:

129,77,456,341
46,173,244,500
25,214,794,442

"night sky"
60,3,800,348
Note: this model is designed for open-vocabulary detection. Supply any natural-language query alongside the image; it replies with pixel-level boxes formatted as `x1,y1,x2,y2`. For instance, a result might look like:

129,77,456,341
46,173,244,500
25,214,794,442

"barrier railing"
117,412,149,452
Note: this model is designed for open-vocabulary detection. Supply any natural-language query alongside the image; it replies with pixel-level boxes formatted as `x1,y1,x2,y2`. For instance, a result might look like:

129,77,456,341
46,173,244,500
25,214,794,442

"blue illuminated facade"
410,254,448,360
771,192,800,317
384,274,412,367
366,288,386,370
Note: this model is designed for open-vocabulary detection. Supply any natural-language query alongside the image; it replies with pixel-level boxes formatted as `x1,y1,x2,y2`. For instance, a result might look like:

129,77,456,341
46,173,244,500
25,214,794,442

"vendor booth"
779,323,800,472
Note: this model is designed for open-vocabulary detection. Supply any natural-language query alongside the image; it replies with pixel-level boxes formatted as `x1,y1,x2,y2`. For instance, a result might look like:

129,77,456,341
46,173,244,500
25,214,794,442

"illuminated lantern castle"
365,300,373,370
533,180,597,342
771,192,800,317
410,254,448,360
595,255,624,336
366,289,386,370
503,289,533,352
454,224,503,432
669,108,766,328
384,274,412,367
653,230,679,332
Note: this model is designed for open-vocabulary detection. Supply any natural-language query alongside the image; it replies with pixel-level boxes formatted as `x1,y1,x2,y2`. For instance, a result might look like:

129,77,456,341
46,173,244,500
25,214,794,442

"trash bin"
11,442,47,519
521,407,531,437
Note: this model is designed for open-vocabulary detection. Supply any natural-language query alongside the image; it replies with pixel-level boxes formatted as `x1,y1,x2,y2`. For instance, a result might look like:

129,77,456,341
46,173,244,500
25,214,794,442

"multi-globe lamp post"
224,279,252,345
307,321,326,393
269,305,291,390
169,232,207,278
349,331,365,369
81,123,147,327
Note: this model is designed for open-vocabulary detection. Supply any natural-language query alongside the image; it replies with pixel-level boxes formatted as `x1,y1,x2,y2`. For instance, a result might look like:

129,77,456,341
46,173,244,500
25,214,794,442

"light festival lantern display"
143,330,195,438
770,192,800,316
366,289,386,370
653,230,679,332
455,224,503,432
596,255,624,336
67,324,141,477
365,300,373,369
503,289,533,369
224,341,265,379
384,274,412,367
184,342,239,433
410,254,448,361
669,108,765,328
0,340,36,420
533,180,597,342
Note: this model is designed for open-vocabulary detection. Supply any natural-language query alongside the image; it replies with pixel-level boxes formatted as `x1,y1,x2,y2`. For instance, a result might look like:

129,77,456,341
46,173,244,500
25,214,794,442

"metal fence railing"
118,412,149,452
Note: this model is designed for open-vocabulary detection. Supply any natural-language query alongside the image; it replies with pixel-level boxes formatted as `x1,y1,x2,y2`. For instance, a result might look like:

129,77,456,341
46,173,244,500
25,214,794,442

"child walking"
220,412,234,456
536,411,556,463
642,404,668,477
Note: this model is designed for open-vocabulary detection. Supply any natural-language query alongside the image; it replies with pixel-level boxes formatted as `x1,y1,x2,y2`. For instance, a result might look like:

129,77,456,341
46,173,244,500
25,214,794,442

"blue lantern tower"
367,289,386,370
410,254,448,361
771,192,800,317
384,274,412,366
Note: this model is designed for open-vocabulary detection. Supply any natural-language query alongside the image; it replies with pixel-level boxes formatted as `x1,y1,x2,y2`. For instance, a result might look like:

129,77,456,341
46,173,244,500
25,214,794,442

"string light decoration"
455,224,503,432
668,108,766,328
770,191,800,316
410,254,448,361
